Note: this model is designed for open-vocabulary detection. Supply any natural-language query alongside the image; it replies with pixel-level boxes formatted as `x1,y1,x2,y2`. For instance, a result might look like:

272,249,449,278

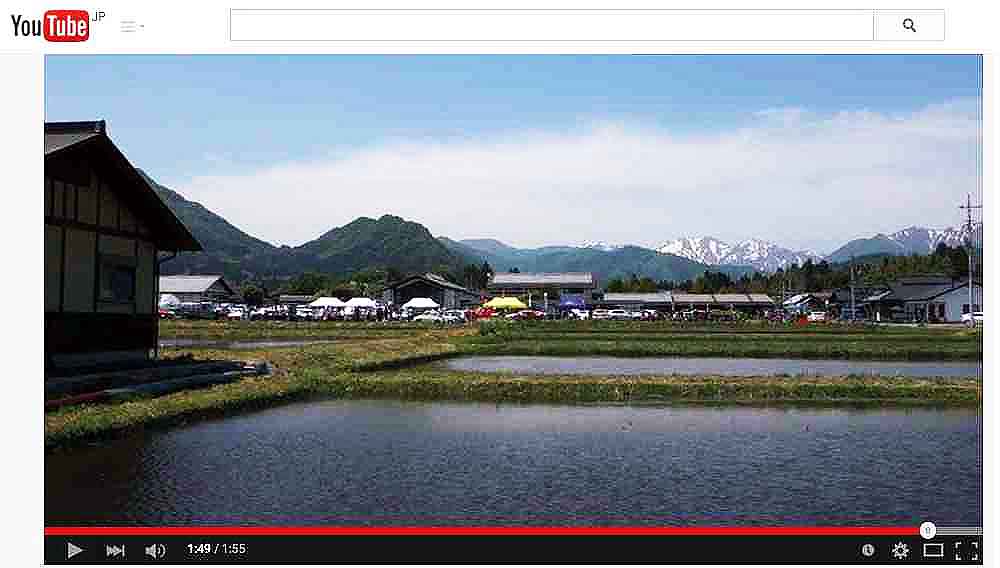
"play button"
67,542,83,559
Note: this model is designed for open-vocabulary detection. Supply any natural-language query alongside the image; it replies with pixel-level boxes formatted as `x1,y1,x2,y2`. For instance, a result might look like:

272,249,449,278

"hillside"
142,171,299,281
297,215,469,276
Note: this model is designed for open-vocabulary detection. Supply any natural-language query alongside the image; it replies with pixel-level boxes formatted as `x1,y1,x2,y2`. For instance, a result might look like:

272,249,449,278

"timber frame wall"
44,154,158,369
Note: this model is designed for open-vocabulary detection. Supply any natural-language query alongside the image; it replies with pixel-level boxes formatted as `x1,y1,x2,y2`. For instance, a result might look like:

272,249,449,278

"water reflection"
46,400,982,527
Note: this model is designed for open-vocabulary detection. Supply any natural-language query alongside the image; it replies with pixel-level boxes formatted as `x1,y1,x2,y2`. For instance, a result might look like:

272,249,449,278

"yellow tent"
483,296,527,310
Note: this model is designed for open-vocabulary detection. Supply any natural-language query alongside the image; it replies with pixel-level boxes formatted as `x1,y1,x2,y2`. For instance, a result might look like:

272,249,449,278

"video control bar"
46,533,982,564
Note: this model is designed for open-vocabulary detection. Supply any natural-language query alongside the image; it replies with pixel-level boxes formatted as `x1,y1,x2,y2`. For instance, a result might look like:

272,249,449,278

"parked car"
294,305,317,320
413,311,444,323
961,311,984,326
607,309,631,321
568,309,590,320
506,309,544,320
442,310,467,324
680,309,708,321
591,309,611,320
807,311,827,323
226,307,246,320
158,307,177,319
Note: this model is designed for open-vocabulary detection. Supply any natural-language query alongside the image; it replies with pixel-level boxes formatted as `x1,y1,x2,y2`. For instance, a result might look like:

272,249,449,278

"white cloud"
175,98,980,254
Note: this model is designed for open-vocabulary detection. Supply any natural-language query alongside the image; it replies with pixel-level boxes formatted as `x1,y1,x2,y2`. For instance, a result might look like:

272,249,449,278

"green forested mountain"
148,172,471,283
296,215,467,276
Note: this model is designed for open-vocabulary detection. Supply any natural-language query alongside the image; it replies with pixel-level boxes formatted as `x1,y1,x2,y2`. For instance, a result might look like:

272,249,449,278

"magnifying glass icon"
902,18,917,32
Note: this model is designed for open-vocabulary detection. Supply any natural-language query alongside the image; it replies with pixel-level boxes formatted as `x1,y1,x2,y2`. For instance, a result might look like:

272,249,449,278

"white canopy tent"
401,297,440,309
309,297,346,308
345,297,377,308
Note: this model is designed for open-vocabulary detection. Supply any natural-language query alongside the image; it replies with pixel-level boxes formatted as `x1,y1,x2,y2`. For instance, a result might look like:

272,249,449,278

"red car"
506,309,544,320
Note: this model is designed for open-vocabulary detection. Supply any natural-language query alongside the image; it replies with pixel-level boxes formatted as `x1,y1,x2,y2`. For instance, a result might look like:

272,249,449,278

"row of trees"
600,244,978,296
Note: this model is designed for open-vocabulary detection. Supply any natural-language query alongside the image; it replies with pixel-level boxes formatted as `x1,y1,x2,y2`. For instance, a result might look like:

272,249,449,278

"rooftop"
159,275,230,294
490,272,595,287
45,120,201,252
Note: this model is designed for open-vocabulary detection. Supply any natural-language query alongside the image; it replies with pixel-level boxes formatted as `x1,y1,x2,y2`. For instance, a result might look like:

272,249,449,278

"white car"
961,311,984,326
608,309,631,321
413,312,444,323
569,309,590,320
807,311,827,323
442,310,467,324
591,309,611,320
226,307,245,320
295,306,317,320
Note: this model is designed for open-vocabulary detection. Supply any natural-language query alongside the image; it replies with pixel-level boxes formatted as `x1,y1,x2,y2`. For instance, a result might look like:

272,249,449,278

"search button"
875,10,944,40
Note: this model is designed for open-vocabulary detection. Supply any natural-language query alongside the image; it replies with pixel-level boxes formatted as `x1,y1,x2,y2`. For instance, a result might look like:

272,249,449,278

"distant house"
864,276,983,323
781,293,829,315
380,273,481,309
45,121,201,370
159,275,235,304
488,272,596,300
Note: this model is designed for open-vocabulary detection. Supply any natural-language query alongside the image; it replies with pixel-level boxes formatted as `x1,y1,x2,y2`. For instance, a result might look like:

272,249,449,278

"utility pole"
849,255,856,323
960,193,982,326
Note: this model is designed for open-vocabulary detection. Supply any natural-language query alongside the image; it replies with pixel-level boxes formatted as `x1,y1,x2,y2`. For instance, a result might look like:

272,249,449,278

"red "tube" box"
43,10,89,42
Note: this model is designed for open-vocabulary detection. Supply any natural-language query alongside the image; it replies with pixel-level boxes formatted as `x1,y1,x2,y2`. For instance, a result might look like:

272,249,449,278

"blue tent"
558,295,587,309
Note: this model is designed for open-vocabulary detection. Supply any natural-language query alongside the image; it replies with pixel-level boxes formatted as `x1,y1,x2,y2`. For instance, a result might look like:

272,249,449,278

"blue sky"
45,55,982,251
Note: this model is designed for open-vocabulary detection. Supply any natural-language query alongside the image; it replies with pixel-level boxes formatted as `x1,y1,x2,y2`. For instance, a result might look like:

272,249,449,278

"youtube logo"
10,10,90,42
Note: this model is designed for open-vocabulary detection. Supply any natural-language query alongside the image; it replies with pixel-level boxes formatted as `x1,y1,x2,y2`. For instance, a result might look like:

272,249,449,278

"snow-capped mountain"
658,236,821,272
827,225,980,262
888,226,976,253
577,240,625,252
657,237,733,266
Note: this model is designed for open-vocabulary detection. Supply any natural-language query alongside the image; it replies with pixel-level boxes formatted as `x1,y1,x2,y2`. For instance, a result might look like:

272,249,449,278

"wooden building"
488,272,596,299
159,275,235,304
380,273,481,309
45,121,201,371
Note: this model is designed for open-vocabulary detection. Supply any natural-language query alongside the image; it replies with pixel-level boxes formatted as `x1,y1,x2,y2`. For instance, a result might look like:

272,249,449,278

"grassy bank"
159,319,466,341
470,320,982,361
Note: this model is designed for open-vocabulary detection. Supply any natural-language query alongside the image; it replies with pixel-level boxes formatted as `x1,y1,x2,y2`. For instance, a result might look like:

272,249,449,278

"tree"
240,284,265,307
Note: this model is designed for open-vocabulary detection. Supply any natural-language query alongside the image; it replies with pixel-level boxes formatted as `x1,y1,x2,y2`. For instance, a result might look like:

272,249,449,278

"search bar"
230,9,880,42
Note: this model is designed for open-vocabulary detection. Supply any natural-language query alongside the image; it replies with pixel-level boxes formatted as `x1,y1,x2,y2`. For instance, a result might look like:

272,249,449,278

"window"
99,255,136,304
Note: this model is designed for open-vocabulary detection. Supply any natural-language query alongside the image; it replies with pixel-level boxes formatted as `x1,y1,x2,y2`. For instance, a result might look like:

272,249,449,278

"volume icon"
145,543,167,559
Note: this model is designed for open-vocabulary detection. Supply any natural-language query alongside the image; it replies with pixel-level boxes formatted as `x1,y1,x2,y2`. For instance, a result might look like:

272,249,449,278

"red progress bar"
45,526,919,536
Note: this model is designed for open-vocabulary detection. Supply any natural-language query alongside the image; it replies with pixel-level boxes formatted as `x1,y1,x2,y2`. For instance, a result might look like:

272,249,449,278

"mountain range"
657,237,822,273
147,170,977,285
824,225,979,263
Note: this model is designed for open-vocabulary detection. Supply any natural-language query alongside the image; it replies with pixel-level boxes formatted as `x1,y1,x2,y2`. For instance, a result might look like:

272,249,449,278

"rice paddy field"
46,319,982,447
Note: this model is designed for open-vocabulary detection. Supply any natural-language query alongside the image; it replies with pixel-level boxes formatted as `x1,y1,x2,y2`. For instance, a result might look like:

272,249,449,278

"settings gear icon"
891,541,910,560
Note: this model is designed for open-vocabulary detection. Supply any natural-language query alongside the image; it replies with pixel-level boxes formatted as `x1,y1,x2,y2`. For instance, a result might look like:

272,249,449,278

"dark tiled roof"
44,121,201,252
383,273,478,295
888,280,972,302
